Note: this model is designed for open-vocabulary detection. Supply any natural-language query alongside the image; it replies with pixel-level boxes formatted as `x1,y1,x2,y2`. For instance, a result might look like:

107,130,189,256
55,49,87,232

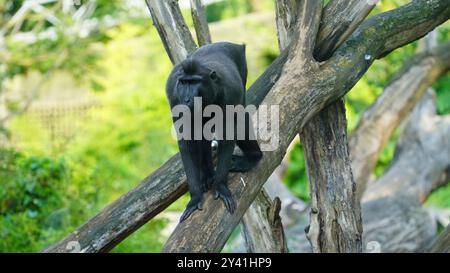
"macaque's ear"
209,70,218,81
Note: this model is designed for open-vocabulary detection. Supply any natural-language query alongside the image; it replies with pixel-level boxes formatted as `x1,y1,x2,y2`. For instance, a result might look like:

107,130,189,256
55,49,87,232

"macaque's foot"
230,155,258,173
180,198,203,222
201,176,214,193
213,183,236,214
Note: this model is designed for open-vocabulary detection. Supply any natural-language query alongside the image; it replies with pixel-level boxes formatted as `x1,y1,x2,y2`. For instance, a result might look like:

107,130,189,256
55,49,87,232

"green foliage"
284,144,310,202
426,184,450,208
205,0,273,22
0,149,65,216
0,149,67,251
434,74,450,115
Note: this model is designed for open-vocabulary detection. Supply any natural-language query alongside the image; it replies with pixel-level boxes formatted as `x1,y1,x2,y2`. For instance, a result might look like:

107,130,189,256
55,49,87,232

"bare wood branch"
255,0,372,253
362,91,450,252
314,0,377,61
241,192,288,253
190,0,212,46
274,0,299,51
146,0,197,64
351,41,450,199
363,92,450,204
43,0,450,253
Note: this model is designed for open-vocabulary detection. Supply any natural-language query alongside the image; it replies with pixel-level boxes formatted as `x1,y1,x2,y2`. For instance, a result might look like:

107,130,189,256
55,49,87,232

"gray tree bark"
42,0,450,253
190,0,212,46
362,91,450,252
241,192,288,253
145,0,196,64
301,100,363,253
247,0,374,253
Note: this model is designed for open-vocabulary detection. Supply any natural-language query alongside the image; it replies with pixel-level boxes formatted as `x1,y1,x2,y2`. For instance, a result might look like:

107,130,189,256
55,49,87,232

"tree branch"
241,192,288,253
361,91,450,252
145,0,197,64
363,92,450,204
301,100,363,252
274,0,298,51
189,0,211,46
351,41,450,199
314,0,377,61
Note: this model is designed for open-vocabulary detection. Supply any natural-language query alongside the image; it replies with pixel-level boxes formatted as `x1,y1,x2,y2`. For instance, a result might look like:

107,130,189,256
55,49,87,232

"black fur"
165,42,263,222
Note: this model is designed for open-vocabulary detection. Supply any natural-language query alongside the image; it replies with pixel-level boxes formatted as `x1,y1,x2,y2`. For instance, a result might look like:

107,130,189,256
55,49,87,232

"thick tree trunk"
43,0,450,253
247,0,373,253
301,100,362,252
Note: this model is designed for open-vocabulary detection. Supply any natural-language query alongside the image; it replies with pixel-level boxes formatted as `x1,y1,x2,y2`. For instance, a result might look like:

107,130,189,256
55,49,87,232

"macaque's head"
176,58,219,108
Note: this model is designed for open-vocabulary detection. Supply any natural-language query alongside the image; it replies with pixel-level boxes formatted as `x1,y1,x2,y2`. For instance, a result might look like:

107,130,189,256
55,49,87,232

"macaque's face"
176,71,218,109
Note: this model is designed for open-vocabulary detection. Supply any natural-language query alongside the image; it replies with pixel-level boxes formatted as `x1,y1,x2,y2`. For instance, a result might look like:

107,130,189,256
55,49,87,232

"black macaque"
166,42,263,222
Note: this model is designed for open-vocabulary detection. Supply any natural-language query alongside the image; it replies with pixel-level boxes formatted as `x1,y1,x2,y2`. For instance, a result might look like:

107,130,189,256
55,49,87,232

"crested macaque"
166,42,263,222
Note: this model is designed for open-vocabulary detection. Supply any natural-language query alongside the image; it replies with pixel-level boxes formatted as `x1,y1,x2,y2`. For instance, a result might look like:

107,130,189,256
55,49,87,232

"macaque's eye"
179,75,202,84
209,71,218,81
